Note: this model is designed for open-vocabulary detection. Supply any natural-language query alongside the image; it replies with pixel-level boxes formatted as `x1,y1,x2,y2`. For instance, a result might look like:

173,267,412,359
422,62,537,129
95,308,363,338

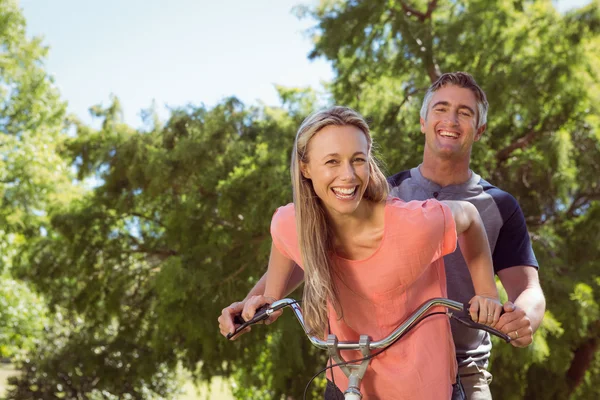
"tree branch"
124,234,178,260
399,0,438,22
128,212,166,228
496,128,540,164
565,192,600,219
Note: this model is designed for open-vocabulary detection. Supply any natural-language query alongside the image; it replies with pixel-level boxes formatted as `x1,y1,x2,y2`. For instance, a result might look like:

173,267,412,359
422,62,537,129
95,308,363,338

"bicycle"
228,297,511,400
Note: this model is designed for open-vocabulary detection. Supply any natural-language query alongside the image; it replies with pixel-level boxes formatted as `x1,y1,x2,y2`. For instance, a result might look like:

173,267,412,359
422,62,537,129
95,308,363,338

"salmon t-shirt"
270,197,458,400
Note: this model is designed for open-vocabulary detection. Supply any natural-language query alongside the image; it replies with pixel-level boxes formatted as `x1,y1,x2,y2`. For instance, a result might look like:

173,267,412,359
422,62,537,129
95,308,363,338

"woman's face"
301,124,371,217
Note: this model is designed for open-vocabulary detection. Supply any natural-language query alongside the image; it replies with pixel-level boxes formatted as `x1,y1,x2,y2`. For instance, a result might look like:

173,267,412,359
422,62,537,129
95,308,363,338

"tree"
300,0,600,398
11,91,333,398
0,0,74,362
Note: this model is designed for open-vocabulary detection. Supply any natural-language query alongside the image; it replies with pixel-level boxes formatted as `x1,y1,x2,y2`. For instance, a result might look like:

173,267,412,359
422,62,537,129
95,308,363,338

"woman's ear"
300,162,311,179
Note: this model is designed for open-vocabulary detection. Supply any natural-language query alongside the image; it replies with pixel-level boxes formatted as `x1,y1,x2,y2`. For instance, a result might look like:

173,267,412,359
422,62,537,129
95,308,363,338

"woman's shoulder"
386,196,442,212
385,196,449,226
271,203,296,232
273,203,295,219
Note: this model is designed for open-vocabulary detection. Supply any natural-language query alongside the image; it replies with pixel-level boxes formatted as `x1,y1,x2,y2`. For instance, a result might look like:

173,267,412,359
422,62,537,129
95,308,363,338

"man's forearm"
513,286,546,332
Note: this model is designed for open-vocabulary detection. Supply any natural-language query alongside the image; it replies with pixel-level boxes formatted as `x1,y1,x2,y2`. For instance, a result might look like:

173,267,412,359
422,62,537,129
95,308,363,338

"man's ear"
475,123,487,141
420,117,426,134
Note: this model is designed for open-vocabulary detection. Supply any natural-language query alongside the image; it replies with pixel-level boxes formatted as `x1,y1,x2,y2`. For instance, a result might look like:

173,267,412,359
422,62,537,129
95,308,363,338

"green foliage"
0,0,75,239
6,308,182,399
0,274,48,358
3,0,600,399
11,94,334,398
0,0,77,385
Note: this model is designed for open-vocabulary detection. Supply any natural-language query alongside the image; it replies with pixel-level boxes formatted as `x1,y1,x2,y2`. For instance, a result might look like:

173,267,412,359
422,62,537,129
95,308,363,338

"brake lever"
451,305,512,343
226,305,271,340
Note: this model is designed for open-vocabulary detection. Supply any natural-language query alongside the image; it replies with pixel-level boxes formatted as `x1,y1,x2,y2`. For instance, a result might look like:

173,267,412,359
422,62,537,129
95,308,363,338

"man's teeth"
439,130,459,138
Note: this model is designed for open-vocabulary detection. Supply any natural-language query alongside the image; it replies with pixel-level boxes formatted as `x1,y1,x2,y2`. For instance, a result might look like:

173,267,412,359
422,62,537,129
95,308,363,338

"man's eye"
460,111,471,117
434,108,446,113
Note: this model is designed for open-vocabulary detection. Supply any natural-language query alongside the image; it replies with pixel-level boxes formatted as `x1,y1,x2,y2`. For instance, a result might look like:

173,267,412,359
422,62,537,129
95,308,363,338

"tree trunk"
565,321,600,396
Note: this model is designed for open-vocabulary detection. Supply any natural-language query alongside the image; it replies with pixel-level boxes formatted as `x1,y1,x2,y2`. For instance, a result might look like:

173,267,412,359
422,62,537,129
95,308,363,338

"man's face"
420,85,486,161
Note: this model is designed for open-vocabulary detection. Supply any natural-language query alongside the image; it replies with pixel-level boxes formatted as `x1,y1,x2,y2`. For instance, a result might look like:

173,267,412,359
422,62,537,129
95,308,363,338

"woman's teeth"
332,187,356,198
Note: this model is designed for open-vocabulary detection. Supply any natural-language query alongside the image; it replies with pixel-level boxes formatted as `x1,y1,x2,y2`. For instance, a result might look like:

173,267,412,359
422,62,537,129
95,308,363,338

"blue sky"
20,0,591,128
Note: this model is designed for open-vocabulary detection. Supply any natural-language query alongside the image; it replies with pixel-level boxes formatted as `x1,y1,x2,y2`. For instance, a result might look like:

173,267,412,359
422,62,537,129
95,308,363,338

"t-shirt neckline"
333,198,391,264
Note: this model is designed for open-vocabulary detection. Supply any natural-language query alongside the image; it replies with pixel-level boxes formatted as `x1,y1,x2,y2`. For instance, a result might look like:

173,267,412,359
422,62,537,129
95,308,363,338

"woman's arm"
240,242,298,321
442,200,502,325
218,265,304,339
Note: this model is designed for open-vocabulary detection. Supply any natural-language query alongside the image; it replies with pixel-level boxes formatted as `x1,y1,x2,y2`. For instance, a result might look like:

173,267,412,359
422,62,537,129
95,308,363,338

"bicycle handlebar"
227,297,512,345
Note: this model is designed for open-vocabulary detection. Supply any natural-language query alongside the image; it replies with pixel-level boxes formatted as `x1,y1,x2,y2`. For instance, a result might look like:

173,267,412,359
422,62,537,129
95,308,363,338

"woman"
239,106,501,399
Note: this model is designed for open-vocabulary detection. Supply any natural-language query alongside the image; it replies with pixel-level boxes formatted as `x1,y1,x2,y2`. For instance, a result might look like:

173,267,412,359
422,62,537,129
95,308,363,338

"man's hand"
495,301,533,347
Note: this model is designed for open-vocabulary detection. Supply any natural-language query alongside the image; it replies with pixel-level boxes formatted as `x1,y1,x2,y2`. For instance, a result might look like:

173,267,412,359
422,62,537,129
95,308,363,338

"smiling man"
388,72,545,399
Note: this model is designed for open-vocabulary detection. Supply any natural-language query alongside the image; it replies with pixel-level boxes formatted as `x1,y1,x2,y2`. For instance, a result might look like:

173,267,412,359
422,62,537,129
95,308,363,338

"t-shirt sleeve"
392,199,457,265
437,201,458,259
492,201,539,272
270,203,302,267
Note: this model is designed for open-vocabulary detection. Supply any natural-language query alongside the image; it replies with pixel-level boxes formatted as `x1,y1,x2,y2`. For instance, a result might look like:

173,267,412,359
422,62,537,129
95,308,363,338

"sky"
19,0,592,128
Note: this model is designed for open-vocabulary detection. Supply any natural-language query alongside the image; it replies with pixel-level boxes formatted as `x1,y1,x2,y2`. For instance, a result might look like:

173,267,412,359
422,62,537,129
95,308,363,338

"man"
218,72,546,399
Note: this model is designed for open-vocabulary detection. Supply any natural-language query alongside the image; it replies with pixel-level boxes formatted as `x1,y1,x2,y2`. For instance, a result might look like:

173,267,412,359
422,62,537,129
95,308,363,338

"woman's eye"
353,158,366,163
326,159,338,165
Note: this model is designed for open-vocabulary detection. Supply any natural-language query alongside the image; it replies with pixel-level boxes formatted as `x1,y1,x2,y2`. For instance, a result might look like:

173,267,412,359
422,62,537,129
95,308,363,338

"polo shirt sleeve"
492,199,539,272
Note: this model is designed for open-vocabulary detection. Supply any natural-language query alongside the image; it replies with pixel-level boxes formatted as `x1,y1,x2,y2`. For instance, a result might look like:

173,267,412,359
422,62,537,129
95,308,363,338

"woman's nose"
340,162,355,180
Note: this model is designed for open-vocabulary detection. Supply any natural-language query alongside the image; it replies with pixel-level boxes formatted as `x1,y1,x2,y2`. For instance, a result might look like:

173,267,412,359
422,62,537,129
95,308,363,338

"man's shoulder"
474,176,522,216
387,169,412,188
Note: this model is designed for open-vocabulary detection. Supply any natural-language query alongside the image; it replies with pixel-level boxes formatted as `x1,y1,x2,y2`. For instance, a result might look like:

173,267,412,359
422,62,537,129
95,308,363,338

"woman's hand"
218,300,250,340
218,295,282,340
241,295,283,325
468,295,503,327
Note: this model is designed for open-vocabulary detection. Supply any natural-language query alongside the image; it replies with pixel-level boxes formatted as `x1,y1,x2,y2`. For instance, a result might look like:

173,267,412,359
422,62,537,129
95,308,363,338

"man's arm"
496,266,546,347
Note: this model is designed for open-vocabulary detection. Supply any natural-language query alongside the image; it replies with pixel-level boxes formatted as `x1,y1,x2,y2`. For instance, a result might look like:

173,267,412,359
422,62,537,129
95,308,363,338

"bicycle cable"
302,311,448,400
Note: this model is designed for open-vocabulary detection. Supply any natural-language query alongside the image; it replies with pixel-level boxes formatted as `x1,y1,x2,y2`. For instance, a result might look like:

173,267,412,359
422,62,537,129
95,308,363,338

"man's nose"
446,112,460,125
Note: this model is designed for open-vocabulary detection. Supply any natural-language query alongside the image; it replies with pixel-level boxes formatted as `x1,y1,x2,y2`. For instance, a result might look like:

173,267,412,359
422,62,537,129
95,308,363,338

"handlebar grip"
458,302,510,343
226,305,270,340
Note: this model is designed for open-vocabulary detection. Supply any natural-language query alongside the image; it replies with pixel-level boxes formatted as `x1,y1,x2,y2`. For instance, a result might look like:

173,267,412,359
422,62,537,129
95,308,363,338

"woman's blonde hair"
291,106,389,336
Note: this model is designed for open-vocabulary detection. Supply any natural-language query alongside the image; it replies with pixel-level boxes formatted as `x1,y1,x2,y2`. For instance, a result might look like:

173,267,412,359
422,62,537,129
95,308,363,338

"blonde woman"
235,106,501,399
